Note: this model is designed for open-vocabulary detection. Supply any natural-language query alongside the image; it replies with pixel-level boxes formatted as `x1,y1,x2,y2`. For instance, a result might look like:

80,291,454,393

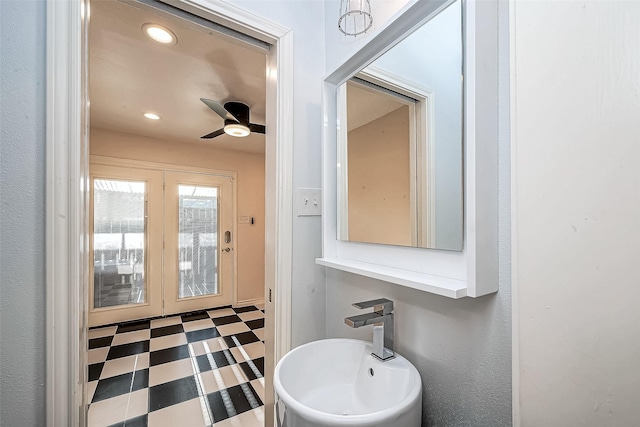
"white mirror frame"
317,0,499,298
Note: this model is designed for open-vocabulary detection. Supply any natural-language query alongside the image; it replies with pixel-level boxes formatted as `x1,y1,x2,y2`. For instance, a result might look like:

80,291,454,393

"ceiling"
346,80,405,132
89,0,267,154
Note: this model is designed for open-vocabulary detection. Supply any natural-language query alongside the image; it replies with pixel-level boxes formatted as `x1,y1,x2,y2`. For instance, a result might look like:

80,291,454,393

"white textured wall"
0,0,47,424
231,0,327,346
512,1,640,424
324,1,512,425
324,0,413,73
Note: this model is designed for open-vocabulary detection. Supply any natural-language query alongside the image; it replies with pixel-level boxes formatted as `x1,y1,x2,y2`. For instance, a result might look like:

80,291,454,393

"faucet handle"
352,298,394,315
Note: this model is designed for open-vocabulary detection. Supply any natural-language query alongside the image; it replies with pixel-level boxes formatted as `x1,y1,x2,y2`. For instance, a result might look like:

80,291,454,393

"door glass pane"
93,179,146,308
178,185,219,298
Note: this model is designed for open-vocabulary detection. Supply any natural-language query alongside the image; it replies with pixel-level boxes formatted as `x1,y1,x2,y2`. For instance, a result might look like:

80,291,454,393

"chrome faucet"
345,298,395,361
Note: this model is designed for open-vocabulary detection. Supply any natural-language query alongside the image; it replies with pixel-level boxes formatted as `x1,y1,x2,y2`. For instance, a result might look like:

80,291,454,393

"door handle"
224,231,231,244
222,247,232,253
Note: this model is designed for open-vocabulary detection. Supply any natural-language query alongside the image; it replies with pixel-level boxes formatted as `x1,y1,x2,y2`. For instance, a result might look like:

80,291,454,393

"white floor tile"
216,322,250,337
213,407,264,427
183,318,216,332
111,329,150,346
88,347,109,365
150,333,188,352
208,307,236,318
88,389,147,427
230,341,264,363
150,316,183,329
147,397,206,427
199,365,242,394
149,358,197,387
237,311,264,322
88,326,117,339
101,353,149,380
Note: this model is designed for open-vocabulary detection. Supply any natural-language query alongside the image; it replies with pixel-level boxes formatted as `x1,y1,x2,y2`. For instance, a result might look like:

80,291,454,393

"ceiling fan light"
224,123,250,137
142,23,177,45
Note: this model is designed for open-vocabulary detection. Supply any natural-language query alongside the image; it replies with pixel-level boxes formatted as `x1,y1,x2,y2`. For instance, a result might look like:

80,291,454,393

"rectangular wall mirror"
337,0,463,251
319,0,499,298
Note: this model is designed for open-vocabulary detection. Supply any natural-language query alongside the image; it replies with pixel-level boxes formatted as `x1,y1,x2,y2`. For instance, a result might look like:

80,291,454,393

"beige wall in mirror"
337,0,463,251
345,81,414,246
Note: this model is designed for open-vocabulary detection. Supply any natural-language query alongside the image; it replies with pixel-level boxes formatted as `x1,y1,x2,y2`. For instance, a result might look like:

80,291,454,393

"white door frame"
46,0,293,425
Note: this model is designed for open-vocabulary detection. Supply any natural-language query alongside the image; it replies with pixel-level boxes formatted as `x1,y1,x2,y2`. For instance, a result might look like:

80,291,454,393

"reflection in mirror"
337,0,463,251
341,79,416,246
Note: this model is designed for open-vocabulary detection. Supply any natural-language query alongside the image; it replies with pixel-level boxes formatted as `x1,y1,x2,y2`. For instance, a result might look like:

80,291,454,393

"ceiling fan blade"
201,128,226,139
200,98,239,123
249,123,266,134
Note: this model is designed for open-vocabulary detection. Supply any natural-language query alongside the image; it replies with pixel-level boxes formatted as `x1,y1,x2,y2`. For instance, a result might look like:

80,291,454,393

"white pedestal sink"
274,339,422,427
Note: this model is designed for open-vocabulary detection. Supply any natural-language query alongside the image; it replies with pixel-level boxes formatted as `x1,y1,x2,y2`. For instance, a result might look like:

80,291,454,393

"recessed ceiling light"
142,23,177,45
143,112,161,120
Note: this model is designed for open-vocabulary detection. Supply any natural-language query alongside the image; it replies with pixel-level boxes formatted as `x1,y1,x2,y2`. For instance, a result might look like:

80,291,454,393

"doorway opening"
45,0,293,425
85,0,268,424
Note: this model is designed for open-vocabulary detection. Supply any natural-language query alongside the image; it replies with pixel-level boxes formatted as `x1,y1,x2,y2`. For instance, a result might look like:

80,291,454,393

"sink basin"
274,339,422,427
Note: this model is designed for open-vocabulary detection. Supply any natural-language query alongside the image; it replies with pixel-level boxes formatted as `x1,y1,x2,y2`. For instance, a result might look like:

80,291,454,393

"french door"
89,165,234,327
163,171,234,315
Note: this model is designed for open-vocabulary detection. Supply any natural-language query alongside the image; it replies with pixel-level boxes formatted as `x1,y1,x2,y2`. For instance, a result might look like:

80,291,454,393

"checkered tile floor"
87,305,265,427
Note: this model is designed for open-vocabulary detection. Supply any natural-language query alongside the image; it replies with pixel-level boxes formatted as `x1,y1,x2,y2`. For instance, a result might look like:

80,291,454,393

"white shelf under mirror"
318,0,499,298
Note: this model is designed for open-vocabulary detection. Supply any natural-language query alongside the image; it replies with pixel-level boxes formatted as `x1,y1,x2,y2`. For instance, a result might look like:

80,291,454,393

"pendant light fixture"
338,0,373,37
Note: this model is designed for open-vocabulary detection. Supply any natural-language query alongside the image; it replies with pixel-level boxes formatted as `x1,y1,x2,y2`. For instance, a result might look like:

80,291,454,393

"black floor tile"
150,345,191,366
229,382,262,412
195,350,235,373
238,358,263,381
150,324,184,339
149,376,199,412
132,368,149,391
223,331,259,348
233,306,257,313
252,357,264,376
206,383,262,423
181,312,209,322
185,327,220,343
207,389,232,423
92,373,133,402
92,369,148,403
107,413,148,427
212,314,242,326
89,335,114,349
244,318,264,330
107,341,150,360
88,362,104,382
117,320,150,334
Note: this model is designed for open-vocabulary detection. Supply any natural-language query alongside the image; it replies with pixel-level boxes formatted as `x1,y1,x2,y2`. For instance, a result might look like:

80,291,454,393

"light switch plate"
296,187,322,216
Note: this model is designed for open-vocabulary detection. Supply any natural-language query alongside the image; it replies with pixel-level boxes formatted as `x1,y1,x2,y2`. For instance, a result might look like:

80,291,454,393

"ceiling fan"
200,98,266,139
